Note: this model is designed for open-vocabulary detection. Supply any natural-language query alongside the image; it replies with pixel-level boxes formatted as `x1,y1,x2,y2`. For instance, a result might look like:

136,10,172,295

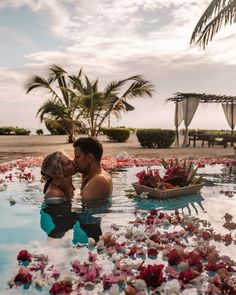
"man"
73,137,113,206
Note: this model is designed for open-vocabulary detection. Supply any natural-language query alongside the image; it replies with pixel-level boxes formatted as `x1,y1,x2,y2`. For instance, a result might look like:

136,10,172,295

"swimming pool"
0,158,236,294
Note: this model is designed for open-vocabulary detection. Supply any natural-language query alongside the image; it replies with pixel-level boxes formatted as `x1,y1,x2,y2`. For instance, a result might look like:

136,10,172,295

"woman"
41,151,76,203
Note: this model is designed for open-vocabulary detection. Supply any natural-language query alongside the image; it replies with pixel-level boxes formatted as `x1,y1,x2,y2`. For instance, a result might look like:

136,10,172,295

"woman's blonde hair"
41,151,69,179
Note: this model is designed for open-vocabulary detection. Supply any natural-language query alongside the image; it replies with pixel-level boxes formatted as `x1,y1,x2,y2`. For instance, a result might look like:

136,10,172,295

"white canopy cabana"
167,92,236,147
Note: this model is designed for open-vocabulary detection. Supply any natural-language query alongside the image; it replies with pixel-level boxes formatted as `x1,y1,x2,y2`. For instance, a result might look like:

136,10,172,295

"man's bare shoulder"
89,171,112,187
95,170,111,180
81,170,112,201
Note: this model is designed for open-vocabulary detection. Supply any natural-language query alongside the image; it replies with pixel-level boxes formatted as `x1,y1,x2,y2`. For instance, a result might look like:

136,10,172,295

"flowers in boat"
136,159,203,189
161,159,202,187
136,167,161,187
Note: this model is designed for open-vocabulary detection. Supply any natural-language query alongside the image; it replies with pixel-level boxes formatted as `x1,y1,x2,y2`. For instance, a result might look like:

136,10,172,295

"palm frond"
121,80,154,99
36,100,65,122
59,86,77,98
48,65,67,81
110,109,122,119
104,75,149,97
57,76,70,105
124,75,143,81
112,99,134,112
45,65,70,104
85,75,93,90
77,68,83,79
25,76,51,93
105,94,120,109
191,0,236,48
92,91,105,106
69,75,86,94
96,77,154,131
78,93,99,111
103,80,126,97
122,100,135,111
93,79,98,93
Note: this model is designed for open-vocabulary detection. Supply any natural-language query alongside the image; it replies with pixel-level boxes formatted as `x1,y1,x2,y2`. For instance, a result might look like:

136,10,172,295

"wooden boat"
132,182,203,199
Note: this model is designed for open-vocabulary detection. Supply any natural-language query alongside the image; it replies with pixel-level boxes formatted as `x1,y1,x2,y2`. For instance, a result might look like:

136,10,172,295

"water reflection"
40,201,87,244
40,199,111,243
75,198,112,242
134,193,205,215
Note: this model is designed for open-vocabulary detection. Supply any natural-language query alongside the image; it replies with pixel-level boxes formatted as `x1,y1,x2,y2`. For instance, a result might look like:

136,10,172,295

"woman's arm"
53,177,75,199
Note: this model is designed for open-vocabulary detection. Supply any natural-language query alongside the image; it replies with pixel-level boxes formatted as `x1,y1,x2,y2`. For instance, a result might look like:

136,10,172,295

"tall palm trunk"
90,128,97,137
68,133,75,143
67,123,75,143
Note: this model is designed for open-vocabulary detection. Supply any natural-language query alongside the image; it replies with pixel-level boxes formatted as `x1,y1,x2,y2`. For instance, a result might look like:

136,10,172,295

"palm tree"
26,65,154,139
25,65,83,143
69,72,154,137
190,0,236,48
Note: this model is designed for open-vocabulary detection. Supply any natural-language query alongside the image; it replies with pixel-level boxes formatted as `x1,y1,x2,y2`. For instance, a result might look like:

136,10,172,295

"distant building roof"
167,92,236,103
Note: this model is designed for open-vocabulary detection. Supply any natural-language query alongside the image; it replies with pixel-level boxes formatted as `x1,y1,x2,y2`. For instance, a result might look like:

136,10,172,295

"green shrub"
187,129,232,136
44,119,67,135
0,127,15,135
136,129,175,148
14,128,31,135
115,126,136,134
128,127,136,134
36,129,44,135
103,128,131,142
44,119,85,135
0,126,31,135
187,129,207,136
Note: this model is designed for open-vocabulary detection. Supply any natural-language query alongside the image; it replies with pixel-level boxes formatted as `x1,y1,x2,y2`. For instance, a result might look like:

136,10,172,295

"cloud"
20,0,232,69
1,0,236,131
0,0,35,9
3,0,236,66
0,25,37,49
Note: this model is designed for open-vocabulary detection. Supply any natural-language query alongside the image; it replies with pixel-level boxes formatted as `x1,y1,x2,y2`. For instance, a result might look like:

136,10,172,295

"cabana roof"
167,92,236,103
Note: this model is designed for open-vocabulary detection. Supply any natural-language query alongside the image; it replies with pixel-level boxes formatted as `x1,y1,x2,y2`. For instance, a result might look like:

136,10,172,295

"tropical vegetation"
25,65,154,142
25,65,82,143
102,127,131,142
191,0,236,48
0,126,31,135
36,129,44,135
186,129,232,136
136,129,175,148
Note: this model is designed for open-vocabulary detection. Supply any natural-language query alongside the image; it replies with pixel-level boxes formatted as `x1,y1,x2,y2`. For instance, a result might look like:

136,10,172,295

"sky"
1,0,236,133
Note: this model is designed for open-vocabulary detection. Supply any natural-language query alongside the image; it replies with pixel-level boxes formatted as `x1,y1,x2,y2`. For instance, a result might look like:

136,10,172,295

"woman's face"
61,154,77,176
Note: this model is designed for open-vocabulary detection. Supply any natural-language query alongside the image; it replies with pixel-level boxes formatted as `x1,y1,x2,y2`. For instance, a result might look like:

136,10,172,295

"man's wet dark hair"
73,137,103,162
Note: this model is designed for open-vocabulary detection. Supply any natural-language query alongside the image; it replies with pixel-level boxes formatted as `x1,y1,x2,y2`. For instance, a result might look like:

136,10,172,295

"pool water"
0,162,236,294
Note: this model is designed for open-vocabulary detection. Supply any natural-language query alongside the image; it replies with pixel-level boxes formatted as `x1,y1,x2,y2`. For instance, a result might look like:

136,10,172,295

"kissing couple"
41,137,113,207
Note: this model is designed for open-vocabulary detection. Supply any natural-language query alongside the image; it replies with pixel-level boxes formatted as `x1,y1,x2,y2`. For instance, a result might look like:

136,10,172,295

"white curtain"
182,97,200,147
174,101,183,146
222,103,236,135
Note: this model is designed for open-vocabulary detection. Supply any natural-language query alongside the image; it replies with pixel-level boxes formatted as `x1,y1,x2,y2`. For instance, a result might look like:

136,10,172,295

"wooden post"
182,98,189,147
174,101,179,146
231,102,234,146
108,114,111,128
